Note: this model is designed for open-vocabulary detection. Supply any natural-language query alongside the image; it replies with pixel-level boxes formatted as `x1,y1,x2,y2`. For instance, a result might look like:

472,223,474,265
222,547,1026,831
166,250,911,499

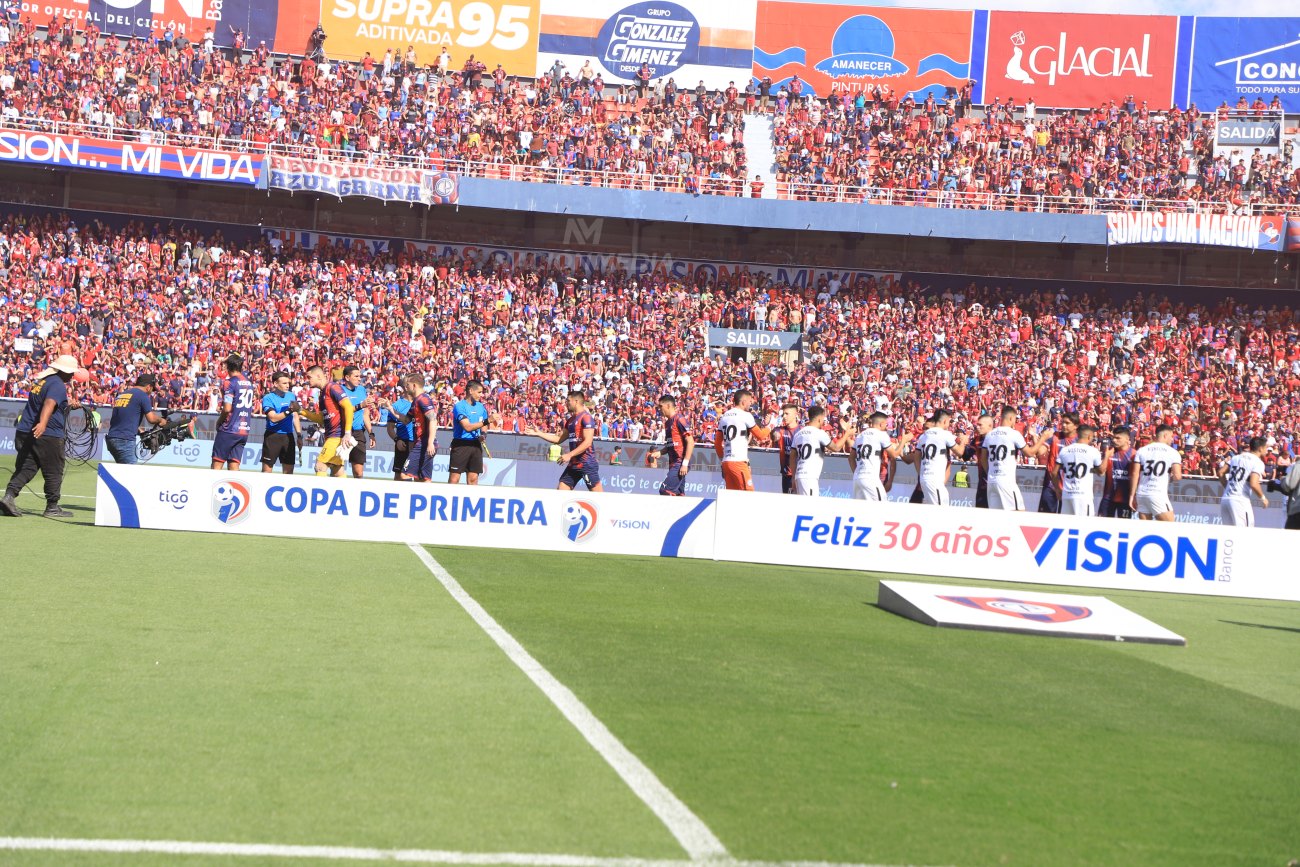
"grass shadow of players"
1220,620,1300,636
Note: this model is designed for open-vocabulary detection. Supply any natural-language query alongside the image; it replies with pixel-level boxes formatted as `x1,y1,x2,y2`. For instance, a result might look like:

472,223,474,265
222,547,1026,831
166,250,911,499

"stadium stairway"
743,113,778,198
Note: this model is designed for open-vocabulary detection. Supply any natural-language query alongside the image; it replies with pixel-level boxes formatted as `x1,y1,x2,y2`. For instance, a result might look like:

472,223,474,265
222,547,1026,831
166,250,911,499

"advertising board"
712,490,1300,602
981,11,1179,108
36,0,319,51
535,0,757,90
95,464,718,559
752,2,974,102
1186,18,1300,113
319,0,541,70
0,128,265,187
1105,212,1285,251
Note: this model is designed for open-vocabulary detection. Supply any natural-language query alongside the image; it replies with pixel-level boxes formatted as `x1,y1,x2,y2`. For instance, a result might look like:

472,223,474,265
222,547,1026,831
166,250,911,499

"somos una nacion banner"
320,0,541,70
535,0,757,90
1186,18,1300,113
36,0,318,52
268,156,459,204
752,3,974,102
980,11,1179,109
1105,212,1285,251
0,128,265,186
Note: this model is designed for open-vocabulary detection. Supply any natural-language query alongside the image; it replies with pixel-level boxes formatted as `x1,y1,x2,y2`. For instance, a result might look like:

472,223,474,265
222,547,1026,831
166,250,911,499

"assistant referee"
448,380,497,486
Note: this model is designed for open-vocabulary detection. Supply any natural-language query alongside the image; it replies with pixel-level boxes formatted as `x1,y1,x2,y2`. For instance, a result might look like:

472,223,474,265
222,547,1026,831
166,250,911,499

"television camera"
138,410,197,461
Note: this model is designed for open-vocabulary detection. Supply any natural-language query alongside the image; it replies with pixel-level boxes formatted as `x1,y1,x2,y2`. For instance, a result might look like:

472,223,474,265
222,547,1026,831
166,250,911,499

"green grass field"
1,459,1298,867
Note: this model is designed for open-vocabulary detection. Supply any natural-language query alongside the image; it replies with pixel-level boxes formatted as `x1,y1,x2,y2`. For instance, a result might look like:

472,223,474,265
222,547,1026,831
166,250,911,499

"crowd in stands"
2,213,1298,477
2,14,1298,209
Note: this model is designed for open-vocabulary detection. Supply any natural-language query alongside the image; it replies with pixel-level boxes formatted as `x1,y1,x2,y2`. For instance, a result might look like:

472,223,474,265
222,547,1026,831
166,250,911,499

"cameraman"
106,373,164,464
1,354,81,519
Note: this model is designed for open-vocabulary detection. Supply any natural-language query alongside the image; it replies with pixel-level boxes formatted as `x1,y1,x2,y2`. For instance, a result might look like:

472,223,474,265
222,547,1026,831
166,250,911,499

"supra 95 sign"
321,0,540,70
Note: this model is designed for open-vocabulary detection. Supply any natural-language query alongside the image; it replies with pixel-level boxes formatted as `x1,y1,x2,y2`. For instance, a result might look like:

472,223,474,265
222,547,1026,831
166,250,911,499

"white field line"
406,544,727,861
0,838,941,867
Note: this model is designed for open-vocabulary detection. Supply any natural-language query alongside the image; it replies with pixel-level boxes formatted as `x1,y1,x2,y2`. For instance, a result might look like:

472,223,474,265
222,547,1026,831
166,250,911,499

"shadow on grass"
1220,620,1300,636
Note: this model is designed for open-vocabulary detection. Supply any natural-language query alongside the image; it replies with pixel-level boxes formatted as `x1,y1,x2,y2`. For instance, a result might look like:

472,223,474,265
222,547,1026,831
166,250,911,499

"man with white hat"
1,354,81,518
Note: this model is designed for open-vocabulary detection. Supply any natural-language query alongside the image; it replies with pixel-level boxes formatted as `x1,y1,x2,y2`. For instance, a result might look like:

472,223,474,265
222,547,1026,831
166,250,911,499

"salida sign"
983,11,1179,108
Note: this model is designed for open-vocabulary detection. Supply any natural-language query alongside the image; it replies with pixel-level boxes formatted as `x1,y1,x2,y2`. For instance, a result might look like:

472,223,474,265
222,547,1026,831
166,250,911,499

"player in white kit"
1218,436,1269,526
979,406,1049,511
1056,424,1105,516
1129,424,1183,521
911,410,969,506
788,405,854,496
848,412,913,501
715,389,770,491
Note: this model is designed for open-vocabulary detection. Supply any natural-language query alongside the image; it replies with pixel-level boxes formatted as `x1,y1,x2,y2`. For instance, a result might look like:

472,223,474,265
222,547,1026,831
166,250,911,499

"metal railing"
0,116,1285,216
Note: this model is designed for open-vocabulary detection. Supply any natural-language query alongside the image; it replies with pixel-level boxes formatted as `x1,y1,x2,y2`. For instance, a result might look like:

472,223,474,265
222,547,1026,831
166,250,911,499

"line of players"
710,393,1272,528
116,362,1274,527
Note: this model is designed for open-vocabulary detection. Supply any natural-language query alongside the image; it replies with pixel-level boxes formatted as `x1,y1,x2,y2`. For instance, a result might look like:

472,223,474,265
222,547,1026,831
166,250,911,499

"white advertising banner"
712,490,1299,603
95,464,716,560
877,580,1187,645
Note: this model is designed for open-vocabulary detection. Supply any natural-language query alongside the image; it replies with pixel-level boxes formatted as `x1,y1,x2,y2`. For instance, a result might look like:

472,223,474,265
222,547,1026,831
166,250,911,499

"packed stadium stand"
3,16,1298,211
1,11,1298,482
2,213,1297,477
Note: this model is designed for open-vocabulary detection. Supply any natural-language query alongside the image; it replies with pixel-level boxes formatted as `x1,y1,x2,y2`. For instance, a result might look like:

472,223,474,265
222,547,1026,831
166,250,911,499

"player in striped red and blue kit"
299,365,354,477
212,354,255,471
527,391,603,491
648,394,694,496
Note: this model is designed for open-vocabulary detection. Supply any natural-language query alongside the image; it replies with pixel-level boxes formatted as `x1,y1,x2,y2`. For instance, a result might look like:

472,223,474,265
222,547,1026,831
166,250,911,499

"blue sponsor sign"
1187,17,1300,112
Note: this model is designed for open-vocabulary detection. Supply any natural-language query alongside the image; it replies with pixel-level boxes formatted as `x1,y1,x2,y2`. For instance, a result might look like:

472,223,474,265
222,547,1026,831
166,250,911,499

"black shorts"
348,432,368,465
975,485,989,509
393,439,412,476
1099,499,1133,520
449,440,485,475
261,433,297,467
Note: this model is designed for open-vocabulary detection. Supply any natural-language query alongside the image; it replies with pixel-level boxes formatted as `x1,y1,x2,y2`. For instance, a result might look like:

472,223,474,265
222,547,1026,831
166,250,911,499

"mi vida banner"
1105,213,1285,250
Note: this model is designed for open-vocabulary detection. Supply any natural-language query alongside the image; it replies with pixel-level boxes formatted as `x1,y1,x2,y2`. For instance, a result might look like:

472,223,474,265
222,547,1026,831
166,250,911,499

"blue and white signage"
1187,18,1300,112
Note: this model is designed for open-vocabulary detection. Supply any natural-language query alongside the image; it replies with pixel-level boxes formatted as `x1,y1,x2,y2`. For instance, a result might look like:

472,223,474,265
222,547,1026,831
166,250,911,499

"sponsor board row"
95,464,1299,602
95,463,717,558
109,433,1291,529
20,0,1300,110
0,128,265,185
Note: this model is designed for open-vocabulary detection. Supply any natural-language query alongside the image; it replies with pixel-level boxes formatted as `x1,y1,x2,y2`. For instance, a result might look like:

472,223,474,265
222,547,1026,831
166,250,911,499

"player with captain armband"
847,412,911,501
715,389,770,491
1129,424,1182,521
1055,424,1105,516
1218,436,1269,527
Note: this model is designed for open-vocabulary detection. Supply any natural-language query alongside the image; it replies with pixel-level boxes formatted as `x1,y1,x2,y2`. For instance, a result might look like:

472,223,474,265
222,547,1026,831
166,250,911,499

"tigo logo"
562,499,599,543
1020,525,1220,581
212,480,252,525
939,595,1092,623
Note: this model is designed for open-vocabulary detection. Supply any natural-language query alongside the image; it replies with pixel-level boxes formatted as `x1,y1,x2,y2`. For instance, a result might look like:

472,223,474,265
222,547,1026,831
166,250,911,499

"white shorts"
794,478,819,497
1220,498,1254,527
920,479,949,506
853,478,886,501
987,480,1024,511
1136,493,1173,517
1059,496,1094,517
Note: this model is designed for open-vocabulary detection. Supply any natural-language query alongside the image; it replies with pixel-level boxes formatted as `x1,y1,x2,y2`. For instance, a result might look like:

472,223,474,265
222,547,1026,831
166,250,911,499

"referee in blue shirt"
383,394,416,480
340,365,374,479
449,380,498,485
260,370,302,474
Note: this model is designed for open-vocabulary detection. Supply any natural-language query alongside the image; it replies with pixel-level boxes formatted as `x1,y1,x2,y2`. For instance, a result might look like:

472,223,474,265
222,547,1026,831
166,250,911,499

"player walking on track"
527,391,603,492
299,365,354,478
648,395,695,496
